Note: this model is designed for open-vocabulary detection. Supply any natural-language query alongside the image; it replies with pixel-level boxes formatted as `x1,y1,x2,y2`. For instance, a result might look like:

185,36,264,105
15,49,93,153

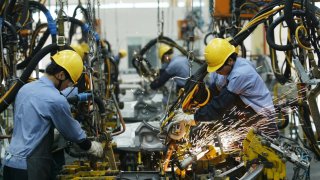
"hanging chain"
157,0,163,36
187,0,194,77
86,0,95,58
97,0,100,22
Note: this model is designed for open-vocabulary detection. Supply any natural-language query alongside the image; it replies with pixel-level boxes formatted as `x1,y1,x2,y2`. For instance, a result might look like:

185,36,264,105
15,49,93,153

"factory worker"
194,38,279,138
113,49,127,65
150,44,190,92
71,42,89,61
3,50,103,180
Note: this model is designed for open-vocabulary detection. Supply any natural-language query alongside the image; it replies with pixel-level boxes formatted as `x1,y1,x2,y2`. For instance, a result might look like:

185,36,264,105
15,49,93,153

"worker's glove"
87,141,103,157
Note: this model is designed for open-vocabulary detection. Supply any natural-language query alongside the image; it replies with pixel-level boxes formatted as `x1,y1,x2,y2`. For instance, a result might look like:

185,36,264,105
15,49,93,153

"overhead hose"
304,0,319,28
29,23,48,56
17,28,50,69
204,32,215,45
284,0,296,33
231,25,258,47
29,1,57,41
69,4,89,40
64,15,99,44
64,16,90,42
4,0,28,28
0,44,60,113
18,16,90,69
304,3,320,64
101,39,112,54
18,0,29,28
132,35,205,75
266,11,305,51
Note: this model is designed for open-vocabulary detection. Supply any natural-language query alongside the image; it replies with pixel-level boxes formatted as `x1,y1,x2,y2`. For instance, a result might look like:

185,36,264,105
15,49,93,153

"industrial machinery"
0,0,319,179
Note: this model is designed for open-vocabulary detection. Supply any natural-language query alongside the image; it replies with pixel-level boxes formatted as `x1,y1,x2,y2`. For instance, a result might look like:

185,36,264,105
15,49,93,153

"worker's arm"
51,99,91,150
150,71,171,90
194,86,238,121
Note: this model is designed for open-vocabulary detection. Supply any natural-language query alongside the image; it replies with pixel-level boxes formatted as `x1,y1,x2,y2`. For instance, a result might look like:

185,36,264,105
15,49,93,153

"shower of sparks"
187,84,308,153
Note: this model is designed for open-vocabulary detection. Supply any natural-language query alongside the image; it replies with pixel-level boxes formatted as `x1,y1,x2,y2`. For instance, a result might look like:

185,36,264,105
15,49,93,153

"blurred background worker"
113,49,127,66
194,38,279,138
71,42,90,61
150,44,190,92
3,50,103,180
64,42,91,97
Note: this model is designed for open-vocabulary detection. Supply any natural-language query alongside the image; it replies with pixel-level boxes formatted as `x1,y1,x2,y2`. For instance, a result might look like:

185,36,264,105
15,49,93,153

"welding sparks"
173,82,310,162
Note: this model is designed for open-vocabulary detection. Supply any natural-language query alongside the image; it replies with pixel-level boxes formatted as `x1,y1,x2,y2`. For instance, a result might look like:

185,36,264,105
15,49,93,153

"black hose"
132,35,204,73
3,21,18,42
266,11,305,51
16,29,50,69
103,39,112,54
18,16,90,69
231,25,258,47
93,96,105,115
5,0,29,27
29,1,57,42
69,4,89,40
204,32,217,45
20,0,29,28
284,0,296,33
29,23,48,55
0,44,60,113
231,0,285,47
64,16,89,42
305,0,319,28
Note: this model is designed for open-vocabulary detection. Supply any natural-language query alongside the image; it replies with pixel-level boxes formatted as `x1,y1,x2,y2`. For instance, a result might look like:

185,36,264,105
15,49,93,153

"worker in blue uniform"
113,49,127,65
3,50,103,180
195,38,279,138
150,44,190,91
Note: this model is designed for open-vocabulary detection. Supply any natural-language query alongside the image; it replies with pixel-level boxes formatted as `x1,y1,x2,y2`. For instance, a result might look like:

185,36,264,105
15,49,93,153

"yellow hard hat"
204,38,236,72
51,50,84,83
158,44,173,60
226,37,240,54
70,43,85,59
119,49,127,58
80,42,89,53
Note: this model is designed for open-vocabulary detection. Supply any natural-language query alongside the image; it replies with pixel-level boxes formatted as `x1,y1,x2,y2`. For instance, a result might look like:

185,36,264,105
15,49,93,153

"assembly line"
0,0,319,179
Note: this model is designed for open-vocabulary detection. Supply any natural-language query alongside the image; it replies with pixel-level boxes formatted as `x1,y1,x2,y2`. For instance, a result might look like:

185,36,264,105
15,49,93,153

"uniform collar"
39,76,56,88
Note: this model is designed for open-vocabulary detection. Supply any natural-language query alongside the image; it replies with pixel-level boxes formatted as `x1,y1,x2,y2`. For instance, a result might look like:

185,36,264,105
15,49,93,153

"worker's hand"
87,141,103,157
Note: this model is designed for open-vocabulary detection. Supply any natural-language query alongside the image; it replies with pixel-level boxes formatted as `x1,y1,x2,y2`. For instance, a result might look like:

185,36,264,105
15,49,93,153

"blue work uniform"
150,55,189,90
3,77,87,179
195,57,278,138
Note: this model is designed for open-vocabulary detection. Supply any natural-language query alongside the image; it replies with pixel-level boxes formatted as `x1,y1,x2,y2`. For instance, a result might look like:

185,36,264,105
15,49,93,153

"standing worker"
3,50,103,180
113,49,127,66
71,42,90,62
194,38,279,138
150,44,190,92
